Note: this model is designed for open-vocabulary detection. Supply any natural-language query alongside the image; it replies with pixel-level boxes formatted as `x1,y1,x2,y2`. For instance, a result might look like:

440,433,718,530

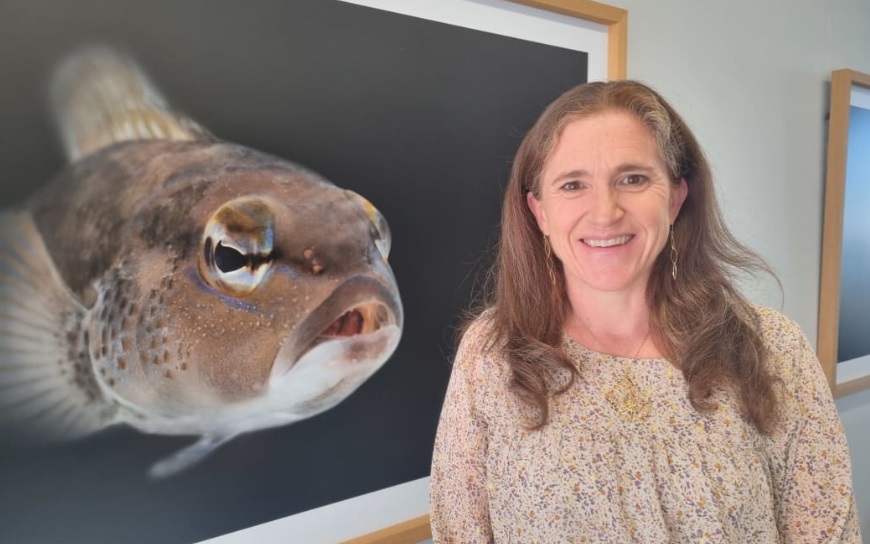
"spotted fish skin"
0,48,403,478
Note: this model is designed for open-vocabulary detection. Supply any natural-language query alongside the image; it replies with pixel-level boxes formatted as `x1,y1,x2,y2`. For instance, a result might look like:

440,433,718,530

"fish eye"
370,207,391,260
214,241,248,273
200,198,275,296
345,190,391,261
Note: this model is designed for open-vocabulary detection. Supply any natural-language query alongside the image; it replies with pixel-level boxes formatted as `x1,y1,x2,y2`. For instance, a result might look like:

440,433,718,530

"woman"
429,81,860,543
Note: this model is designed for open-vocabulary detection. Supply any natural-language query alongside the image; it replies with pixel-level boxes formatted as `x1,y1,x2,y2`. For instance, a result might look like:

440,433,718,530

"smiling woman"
429,80,861,542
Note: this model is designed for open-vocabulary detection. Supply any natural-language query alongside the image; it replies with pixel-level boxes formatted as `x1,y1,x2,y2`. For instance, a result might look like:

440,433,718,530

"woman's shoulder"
751,304,801,336
453,309,511,382
457,308,502,353
747,304,822,386
748,304,812,354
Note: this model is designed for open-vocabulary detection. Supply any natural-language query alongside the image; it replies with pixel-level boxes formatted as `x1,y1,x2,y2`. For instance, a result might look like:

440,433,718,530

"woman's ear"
526,191,549,235
670,178,688,222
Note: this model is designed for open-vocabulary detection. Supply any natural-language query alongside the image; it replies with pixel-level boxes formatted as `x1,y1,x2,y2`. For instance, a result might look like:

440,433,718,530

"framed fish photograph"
819,68,870,398
0,0,625,542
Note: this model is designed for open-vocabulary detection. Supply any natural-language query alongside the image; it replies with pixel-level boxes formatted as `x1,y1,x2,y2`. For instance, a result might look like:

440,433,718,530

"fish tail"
50,45,211,162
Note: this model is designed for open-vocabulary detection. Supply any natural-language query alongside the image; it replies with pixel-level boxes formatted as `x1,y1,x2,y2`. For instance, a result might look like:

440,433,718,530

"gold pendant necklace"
575,318,651,423
605,330,651,422
574,319,653,423
605,368,652,423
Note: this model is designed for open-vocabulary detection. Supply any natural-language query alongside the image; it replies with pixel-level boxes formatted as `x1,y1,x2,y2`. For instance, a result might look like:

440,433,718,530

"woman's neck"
563,286,658,358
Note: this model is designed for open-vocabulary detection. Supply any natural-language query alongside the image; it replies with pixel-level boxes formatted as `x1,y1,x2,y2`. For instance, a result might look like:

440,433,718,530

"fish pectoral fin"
0,211,115,441
51,46,212,162
148,434,235,479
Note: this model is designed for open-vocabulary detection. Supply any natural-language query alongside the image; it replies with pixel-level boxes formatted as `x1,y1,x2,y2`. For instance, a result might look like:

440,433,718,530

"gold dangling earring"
669,224,678,280
544,236,556,286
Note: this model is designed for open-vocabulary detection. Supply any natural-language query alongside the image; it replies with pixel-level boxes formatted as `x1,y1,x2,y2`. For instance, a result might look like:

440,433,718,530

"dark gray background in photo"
838,105,870,363
0,0,587,542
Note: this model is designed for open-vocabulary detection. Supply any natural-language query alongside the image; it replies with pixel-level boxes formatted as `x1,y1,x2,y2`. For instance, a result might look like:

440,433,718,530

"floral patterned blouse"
430,307,861,543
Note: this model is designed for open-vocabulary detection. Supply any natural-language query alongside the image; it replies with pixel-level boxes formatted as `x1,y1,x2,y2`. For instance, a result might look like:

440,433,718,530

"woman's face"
527,110,687,299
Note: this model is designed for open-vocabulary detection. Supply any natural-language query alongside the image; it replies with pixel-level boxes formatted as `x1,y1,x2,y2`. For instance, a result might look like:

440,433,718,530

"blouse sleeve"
764,311,862,543
429,321,495,544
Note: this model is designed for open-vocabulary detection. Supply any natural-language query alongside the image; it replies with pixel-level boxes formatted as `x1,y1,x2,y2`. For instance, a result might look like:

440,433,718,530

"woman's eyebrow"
550,169,590,184
612,163,656,176
549,163,657,184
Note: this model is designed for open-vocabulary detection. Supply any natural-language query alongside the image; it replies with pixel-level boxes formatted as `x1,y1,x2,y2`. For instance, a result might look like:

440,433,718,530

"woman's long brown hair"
481,80,780,434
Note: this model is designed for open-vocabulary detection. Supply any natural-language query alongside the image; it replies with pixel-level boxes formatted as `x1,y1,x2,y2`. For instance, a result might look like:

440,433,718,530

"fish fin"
148,434,234,479
51,46,211,162
0,210,116,441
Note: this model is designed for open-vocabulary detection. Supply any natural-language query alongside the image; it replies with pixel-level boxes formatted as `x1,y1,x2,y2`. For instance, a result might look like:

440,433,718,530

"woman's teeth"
583,235,632,248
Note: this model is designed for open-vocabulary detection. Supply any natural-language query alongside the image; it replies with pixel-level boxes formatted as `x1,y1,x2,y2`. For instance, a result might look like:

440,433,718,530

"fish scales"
0,47,403,478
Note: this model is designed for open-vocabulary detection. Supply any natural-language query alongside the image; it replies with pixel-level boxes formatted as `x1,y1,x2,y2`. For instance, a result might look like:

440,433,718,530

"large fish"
0,48,403,478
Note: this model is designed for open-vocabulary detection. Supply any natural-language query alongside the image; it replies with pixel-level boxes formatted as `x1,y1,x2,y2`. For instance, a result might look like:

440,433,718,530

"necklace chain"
576,318,650,359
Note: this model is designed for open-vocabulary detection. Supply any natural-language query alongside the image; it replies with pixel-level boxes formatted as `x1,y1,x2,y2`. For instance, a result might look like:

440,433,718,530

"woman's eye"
620,175,647,186
560,181,582,191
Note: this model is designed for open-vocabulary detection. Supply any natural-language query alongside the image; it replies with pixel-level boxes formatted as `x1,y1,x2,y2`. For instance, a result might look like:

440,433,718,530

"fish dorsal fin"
51,46,211,162
0,211,118,440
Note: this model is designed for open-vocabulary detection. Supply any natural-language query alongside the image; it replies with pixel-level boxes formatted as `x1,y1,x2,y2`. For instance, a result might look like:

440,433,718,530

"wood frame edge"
818,68,870,394
339,515,431,544
509,0,628,79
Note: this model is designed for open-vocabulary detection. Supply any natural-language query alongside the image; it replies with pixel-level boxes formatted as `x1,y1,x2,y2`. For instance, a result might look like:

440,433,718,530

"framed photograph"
0,1,626,543
819,68,870,397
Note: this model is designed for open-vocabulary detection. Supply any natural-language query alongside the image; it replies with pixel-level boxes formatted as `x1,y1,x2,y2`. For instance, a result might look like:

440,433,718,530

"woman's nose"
587,187,623,224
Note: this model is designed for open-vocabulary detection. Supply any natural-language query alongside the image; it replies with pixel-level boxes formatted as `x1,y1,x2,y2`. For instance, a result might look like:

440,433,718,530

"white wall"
615,0,870,532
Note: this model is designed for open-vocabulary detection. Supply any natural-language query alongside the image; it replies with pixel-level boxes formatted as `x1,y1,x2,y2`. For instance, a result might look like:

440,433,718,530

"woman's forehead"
544,112,664,172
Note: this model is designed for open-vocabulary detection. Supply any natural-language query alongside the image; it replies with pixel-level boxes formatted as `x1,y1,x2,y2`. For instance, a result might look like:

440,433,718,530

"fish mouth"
295,301,393,364
319,302,389,338
270,275,402,379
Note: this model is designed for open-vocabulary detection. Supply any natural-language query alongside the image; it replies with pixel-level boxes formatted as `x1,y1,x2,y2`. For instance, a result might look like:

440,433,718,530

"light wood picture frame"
342,1,627,541
818,68,870,397
511,0,627,80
